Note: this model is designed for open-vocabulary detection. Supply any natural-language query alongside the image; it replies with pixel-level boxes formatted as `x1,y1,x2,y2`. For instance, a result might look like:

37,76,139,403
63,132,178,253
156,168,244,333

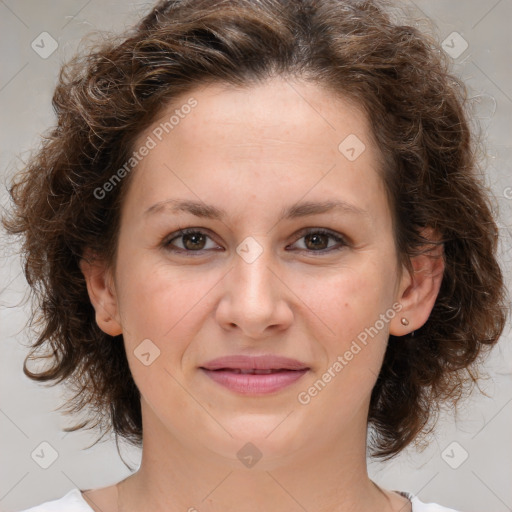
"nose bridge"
216,235,292,335
232,238,277,307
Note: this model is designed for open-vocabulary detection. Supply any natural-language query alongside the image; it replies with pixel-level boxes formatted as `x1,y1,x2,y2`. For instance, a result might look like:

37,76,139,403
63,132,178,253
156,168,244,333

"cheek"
115,254,218,349
302,260,399,394
309,264,396,340
297,269,397,415
115,263,211,413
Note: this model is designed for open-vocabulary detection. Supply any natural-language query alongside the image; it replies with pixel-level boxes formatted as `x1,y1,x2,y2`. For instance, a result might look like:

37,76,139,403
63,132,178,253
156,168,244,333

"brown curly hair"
2,0,508,460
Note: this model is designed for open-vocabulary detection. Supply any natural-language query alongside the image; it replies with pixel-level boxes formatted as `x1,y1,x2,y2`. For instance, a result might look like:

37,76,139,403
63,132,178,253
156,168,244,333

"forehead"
125,77,386,219
143,78,373,159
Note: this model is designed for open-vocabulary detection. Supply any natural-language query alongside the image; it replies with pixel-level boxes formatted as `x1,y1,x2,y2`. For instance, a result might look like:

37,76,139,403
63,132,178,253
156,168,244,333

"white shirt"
19,488,461,511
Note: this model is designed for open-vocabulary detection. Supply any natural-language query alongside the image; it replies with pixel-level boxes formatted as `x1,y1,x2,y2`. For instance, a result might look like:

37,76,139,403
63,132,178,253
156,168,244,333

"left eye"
290,229,346,252
163,228,347,254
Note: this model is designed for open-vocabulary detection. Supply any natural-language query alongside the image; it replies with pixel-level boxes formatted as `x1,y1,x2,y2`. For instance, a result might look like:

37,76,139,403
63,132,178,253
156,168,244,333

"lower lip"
200,368,309,394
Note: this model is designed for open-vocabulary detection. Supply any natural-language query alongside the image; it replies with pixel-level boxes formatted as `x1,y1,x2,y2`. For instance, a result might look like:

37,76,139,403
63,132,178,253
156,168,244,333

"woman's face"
90,78,416,466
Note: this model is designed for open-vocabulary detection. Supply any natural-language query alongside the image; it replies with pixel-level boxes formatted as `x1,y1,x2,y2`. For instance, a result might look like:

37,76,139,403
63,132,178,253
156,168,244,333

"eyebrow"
143,198,368,221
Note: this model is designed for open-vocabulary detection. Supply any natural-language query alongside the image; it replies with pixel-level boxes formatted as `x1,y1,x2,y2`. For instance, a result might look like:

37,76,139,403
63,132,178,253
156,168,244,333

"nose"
215,242,294,339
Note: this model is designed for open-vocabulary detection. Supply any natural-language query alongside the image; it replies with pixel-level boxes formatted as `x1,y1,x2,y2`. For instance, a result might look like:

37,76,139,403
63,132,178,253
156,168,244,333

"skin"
80,77,444,512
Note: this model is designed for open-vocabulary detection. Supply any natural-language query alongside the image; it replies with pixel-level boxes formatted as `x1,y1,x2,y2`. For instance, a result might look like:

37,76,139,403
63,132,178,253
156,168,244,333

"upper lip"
200,355,309,371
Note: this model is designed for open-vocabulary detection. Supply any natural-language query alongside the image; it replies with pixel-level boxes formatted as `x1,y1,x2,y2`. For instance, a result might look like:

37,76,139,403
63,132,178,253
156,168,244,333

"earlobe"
79,249,123,337
390,229,445,336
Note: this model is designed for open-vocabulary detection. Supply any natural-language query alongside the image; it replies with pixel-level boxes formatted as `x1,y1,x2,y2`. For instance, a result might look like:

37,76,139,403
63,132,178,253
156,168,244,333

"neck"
115,401,399,512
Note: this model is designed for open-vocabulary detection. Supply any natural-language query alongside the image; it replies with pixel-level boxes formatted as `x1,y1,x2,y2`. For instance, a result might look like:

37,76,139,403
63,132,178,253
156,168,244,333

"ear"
390,228,445,336
79,248,123,337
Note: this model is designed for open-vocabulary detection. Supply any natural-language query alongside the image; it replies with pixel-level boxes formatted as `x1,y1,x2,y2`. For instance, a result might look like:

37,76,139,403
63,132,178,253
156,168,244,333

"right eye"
163,228,223,254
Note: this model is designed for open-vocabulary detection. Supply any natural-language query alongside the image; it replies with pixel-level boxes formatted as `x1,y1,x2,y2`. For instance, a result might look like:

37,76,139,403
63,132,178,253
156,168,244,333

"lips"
200,355,310,394
200,354,310,372
215,368,288,374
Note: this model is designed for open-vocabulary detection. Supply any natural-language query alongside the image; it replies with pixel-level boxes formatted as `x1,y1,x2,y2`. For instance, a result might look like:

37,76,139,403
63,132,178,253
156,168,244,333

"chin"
198,414,310,469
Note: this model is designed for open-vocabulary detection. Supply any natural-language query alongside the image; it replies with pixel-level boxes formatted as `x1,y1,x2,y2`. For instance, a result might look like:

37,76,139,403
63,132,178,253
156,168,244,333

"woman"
3,0,507,511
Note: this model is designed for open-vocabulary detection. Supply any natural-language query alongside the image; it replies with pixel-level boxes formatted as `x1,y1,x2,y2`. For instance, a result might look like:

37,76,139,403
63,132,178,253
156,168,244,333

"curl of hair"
3,0,507,460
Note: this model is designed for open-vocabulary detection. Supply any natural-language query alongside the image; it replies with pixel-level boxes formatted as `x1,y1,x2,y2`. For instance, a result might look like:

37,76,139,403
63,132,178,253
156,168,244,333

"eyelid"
162,227,349,254
288,227,349,252
163,227,222,253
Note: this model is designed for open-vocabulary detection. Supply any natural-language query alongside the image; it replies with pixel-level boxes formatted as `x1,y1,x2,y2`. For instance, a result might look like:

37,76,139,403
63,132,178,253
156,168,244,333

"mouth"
199,355,310,394
200,367,309,395
200,354,310,372
204,368,305,374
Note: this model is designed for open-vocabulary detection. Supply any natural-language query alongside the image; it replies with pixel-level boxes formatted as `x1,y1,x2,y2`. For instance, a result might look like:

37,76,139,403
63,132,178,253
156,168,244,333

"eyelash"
162,227,348,255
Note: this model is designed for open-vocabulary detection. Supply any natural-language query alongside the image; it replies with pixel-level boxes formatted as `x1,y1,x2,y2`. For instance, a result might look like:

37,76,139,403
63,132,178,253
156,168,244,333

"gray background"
1,1,511,511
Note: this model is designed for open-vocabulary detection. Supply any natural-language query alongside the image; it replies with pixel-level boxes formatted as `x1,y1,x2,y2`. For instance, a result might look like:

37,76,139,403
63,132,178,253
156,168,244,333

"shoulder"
399,491,462,512
18,489,93,512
